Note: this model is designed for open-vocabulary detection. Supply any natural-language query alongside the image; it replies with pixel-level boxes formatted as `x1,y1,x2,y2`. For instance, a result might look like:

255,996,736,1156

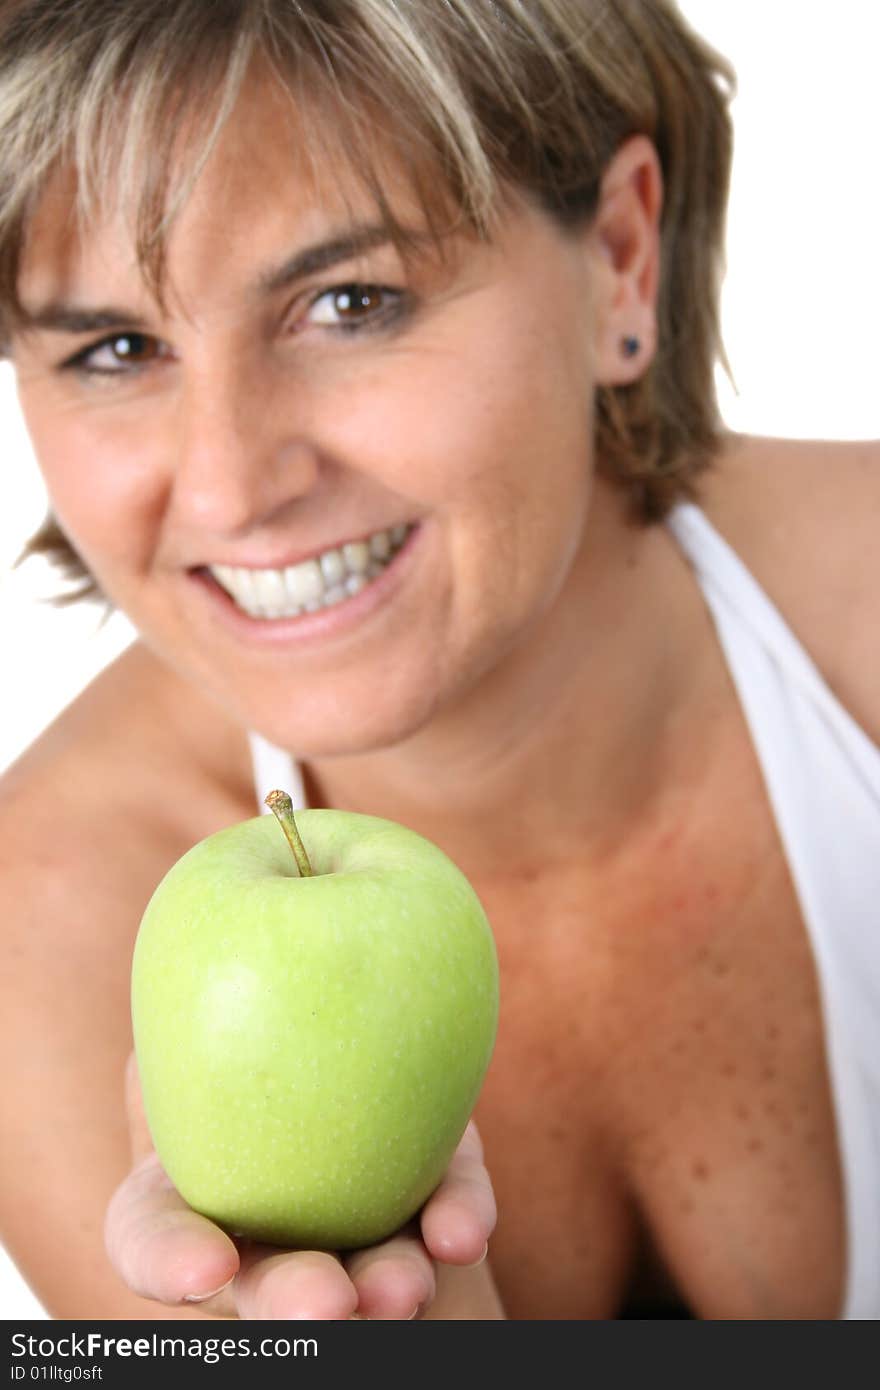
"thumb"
124,1050,155,1165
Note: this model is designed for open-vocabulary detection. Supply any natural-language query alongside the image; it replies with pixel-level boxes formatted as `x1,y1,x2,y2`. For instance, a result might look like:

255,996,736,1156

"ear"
589,135,663,387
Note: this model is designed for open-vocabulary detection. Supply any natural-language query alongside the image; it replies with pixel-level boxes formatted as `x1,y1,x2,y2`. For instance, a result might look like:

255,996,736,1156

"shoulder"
1,638,255,841
695,433,880,743
698,432,879,538
0,642,255,1314
0,638,256,964
0,634,257,1125
696,434,880,606
0,633,256,1060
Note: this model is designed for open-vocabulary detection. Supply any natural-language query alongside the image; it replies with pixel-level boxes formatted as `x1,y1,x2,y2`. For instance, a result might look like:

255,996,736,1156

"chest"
469,781,846,1319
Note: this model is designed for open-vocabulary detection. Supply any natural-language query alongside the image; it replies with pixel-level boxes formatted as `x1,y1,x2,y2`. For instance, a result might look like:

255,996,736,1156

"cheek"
326,335,593,657
366,323,594,593
325,310,593,523
21,393,167,577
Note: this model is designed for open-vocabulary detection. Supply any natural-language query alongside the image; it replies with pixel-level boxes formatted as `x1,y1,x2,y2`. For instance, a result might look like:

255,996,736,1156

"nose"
168,362,320,538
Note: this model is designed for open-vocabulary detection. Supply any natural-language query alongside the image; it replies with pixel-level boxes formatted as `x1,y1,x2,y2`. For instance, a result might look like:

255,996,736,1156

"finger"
420,1121,497,1266
233,1244,358,1320
104,1152,239,1307
343,1224,436,1320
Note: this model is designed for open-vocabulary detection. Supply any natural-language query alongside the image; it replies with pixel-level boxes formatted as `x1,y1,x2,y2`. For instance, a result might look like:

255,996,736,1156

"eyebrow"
17,305,150,335
17,222,416,336
259,222,405,293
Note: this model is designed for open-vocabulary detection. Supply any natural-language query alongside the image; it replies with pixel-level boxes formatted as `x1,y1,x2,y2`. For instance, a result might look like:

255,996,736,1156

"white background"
1,1,879,1319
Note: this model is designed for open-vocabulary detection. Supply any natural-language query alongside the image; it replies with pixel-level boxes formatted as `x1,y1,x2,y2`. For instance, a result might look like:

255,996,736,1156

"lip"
197,523,412,575
188,522,423,647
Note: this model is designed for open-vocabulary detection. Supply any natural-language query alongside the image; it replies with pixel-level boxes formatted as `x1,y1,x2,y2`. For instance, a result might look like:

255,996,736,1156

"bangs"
0,0,500,341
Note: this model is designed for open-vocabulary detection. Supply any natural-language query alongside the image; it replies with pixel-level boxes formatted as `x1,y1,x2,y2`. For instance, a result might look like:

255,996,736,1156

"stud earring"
621,336,641,359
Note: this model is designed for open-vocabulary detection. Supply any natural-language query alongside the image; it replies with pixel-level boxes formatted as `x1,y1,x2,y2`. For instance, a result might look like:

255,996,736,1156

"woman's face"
12,79,607,756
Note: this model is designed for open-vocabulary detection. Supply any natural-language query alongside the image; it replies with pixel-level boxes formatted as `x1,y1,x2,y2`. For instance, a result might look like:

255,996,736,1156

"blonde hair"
0,0,734,605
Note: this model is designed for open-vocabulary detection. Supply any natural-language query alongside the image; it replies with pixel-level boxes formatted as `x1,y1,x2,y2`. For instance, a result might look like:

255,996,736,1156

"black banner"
1,1319,855,1388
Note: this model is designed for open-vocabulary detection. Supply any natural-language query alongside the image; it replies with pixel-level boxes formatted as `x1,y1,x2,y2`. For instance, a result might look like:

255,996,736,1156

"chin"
237,678,445,765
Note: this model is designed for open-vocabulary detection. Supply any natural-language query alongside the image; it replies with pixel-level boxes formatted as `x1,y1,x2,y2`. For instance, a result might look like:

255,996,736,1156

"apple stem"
265,790,313,877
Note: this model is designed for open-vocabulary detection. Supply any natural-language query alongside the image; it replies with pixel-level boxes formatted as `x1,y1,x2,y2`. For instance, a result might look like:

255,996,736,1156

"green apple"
131,792,499,1250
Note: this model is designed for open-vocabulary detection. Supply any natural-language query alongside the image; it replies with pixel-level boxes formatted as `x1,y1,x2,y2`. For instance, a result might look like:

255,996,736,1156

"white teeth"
369,531,391,561
250,568,287,614
208,524,412,620
342,540,370,574
233,567,259,611
283,558,323,607
319,548,346,587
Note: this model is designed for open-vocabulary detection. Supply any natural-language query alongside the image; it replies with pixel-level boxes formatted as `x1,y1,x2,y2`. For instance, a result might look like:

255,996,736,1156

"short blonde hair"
0,0,734,605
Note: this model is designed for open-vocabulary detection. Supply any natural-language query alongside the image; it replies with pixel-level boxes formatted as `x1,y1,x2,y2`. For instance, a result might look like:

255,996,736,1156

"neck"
307,483,709,881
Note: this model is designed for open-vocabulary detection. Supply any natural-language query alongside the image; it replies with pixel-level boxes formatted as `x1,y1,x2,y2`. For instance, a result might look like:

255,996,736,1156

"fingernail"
183,1275,235,1304
464,1241,488,1269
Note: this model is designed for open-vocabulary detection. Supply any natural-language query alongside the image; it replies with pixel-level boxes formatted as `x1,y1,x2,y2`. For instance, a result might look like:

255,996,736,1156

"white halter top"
247,501,880,1318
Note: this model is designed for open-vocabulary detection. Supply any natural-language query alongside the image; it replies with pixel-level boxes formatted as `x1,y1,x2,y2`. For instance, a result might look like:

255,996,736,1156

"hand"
104,1054,502,1319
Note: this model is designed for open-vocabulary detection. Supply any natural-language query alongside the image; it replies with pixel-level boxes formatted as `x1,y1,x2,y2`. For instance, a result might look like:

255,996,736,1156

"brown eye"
306,284,402,331
106,333,157,363
332,287,383,318
69,332,165,375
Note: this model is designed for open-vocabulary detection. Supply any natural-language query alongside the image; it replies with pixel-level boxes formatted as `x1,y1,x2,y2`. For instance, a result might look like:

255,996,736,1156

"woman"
0,0,877,1320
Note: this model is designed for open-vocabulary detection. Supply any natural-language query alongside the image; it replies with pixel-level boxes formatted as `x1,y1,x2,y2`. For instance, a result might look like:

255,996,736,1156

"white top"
247,501,880,1319
666,502,880,1320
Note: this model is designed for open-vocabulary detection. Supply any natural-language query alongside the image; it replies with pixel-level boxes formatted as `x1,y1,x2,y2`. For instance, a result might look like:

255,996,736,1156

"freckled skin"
468,691,845,1319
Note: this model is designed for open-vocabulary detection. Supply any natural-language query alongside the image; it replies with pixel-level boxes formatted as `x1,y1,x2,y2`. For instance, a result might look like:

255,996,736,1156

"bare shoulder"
0,640,254,962
1,638,254,839
0,641,253,1316
699,433,880,551
697,433,880,743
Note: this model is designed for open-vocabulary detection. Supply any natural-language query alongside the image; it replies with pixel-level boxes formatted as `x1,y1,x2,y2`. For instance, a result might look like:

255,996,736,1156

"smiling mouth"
202,522,414,620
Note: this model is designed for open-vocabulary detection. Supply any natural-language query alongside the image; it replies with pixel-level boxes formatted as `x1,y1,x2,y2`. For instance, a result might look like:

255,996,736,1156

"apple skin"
131,808,499,1250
